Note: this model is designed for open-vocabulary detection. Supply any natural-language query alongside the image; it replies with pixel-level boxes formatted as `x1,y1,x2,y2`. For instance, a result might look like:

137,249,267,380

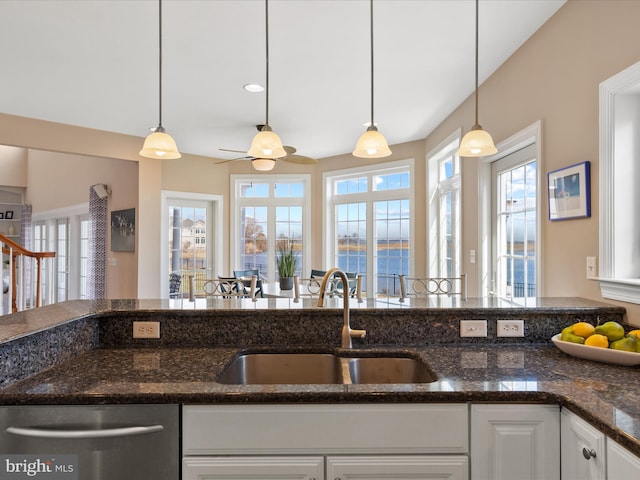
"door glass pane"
168,204,209,295
375,199,409,296
336,202,367,288
275,205,303,276
240,206,268,274
495,158,536,301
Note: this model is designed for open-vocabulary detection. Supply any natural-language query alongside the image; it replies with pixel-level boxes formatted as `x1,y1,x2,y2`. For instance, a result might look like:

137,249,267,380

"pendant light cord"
265,0,270,127
474,0,479,127
369,0,375,127
158,0,163,129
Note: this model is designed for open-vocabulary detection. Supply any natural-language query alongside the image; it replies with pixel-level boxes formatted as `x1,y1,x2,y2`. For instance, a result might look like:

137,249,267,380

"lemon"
628,329,640,338
584,333,609,348
572,322,595,338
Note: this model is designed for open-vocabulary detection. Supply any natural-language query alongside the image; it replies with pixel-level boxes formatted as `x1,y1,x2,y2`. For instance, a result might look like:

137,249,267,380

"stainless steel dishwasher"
0,404,179,479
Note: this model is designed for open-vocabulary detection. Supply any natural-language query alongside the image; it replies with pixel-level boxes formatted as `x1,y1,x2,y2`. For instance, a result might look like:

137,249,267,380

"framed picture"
547,161,591,220
111,208,136,252
5,211,13,220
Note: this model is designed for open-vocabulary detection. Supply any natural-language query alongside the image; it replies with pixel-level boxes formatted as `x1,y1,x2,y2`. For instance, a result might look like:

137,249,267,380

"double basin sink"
217,351,437,385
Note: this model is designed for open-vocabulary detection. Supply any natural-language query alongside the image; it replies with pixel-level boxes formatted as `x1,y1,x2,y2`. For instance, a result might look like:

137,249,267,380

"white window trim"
599,60,640,303
161,190,223,295
323,158,415,297
230,174,311,282
478,120,542,298
427,129,462,278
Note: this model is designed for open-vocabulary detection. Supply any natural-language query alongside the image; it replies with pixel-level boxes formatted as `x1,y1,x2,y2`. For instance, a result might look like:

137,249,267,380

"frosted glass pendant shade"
457,126,497,157
252,158,276,171
353,126,392,158
247,128,286,159
139,130,181,159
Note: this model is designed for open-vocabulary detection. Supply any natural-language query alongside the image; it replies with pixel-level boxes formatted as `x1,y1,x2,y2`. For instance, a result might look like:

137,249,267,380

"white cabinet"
607,438,640,480
327,455,468,480
182,404,469,480
561,408,605,480
183,456,323,480
471,404,560,480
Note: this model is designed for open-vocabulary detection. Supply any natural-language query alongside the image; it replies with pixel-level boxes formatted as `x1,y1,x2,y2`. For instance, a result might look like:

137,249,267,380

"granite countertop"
1,342,639,457
0,297,637,457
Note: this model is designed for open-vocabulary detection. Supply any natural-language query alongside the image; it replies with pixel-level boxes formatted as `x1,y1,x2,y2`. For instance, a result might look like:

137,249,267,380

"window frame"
323,159,415,297
427,129,462,278
478,121,542,299
231,174,311,282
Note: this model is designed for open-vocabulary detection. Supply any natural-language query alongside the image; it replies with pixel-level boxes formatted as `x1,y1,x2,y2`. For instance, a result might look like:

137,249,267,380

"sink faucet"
317,267,366,348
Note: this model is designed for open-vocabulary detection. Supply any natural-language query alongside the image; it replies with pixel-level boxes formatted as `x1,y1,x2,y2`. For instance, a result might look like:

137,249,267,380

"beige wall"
2,0,640,324
424,0,640,325
0,145,28,187
26,150,139,299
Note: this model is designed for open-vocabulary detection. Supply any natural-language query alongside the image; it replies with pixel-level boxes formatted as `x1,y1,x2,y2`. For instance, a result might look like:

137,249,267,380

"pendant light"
140,0,181,159
353,0,391,159
457,0,497,158
247,0,286,164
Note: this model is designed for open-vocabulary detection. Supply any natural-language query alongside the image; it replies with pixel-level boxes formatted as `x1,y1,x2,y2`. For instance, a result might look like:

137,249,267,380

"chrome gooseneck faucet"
317,267,366,348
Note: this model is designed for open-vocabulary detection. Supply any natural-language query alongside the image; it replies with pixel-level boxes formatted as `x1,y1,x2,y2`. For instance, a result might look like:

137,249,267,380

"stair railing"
1,233,56,314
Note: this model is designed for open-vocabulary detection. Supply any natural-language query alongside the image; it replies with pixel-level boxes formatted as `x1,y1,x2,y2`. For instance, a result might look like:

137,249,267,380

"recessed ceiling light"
244,83,265,93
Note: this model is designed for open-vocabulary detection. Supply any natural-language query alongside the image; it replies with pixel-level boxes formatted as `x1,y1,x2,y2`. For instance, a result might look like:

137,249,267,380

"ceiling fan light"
251,157,276,171
139,130,181,159
247,129,287,159
353,126,392,158
457,125,497,157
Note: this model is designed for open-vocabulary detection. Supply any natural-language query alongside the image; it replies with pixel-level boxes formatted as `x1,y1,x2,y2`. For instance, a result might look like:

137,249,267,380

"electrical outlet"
133,321,160,339
460,320,487,337
586,256,597,279
497,319,525,337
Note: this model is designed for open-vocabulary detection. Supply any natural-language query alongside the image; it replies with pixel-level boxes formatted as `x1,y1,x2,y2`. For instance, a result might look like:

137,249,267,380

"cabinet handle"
582,447,597,460
6,424,164,439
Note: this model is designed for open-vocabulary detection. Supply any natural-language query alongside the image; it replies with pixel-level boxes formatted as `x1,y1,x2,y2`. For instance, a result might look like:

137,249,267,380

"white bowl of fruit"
551,321,640,366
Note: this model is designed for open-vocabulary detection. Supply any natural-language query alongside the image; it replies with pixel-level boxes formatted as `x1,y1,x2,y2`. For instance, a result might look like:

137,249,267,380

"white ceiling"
0,0,565,161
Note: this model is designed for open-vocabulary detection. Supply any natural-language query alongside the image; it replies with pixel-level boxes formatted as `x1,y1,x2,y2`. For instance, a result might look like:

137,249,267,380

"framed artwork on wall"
547,161,591,221
111,208,136,252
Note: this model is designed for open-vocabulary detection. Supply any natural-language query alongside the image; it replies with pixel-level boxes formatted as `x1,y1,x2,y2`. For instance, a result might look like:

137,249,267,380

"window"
599,61,640,303
32,211,88,301
428,131,461,278
326,160,413,297
492,144,537,302
232,175,310,282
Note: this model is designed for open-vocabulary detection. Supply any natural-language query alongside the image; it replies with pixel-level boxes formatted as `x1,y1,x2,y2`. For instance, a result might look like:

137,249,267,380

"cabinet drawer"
183,404,468,455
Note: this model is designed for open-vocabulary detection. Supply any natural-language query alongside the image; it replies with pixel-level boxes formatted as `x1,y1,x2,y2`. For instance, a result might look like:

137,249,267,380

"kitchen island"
0,296,638,460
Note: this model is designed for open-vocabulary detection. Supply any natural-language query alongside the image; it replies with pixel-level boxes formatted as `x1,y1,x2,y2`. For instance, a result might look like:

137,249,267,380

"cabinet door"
183,456,323,480
607,438,640,480
471,404,560,480
560,409,605,480
327,455,468,480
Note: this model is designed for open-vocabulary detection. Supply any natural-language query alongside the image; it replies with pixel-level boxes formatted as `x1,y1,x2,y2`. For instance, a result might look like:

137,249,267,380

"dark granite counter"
0,298,637,457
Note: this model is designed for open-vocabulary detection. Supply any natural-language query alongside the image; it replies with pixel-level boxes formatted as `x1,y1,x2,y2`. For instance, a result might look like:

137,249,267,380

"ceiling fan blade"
214,156,252,165
219,148,249,154
283,155,316,165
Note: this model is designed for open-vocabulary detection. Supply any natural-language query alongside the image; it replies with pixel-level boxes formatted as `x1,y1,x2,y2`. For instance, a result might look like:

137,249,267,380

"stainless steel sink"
217,352,437,385
217,353,342,384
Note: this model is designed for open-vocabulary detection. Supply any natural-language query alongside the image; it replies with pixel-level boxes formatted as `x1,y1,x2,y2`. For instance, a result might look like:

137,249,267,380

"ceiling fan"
216,126,316,166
